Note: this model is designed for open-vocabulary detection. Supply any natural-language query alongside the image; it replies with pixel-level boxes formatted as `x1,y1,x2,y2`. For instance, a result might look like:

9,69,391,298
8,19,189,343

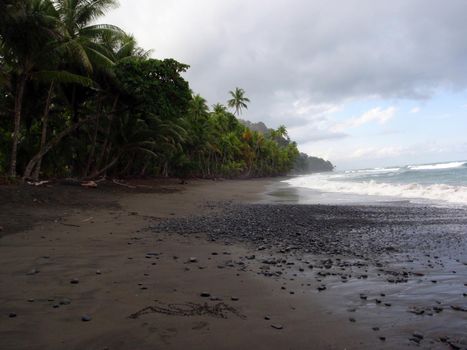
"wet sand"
1,179,466,349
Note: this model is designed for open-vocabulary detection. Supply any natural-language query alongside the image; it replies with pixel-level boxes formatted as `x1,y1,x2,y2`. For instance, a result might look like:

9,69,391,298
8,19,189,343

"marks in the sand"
128,301,246,320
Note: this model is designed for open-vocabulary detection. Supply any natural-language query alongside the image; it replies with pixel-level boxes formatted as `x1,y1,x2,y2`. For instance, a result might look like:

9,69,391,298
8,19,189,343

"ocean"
281,160,467,207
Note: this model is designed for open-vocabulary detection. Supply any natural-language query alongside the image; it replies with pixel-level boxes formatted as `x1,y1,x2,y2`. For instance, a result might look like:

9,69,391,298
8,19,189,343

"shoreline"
1,179,466,349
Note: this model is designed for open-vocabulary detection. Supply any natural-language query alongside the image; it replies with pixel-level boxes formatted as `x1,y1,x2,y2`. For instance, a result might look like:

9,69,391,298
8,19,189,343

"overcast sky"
104,0,467,169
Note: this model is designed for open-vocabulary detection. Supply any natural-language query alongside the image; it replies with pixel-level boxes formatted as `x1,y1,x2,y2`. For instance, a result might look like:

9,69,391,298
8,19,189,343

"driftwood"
112,179,136,189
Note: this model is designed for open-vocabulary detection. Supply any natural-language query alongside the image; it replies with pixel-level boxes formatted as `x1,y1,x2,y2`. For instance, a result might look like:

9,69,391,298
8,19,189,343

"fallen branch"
112,179,136,189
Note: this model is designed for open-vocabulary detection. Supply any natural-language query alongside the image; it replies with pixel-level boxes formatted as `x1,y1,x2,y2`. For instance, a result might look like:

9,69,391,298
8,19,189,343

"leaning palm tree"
227,87,250,116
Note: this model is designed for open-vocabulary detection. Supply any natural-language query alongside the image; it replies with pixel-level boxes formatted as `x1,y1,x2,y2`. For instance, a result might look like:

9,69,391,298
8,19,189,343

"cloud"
105,1,467,114
349,145,411,159
332,107,396,132
410,107,421,113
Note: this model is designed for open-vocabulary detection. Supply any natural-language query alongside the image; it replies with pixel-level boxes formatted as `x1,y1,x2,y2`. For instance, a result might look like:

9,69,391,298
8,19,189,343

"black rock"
271,324,283,330
81,314,92,322
59,298,71,305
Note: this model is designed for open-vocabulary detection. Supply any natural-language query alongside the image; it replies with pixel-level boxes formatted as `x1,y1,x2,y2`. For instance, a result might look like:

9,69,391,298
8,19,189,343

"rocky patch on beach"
152,203,467,349
153,203,467,258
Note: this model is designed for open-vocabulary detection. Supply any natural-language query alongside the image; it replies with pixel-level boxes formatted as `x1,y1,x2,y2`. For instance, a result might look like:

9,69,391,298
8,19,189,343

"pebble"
26,268,39,276
81,315,92,322
70,278,79,284
200,292,211,298
8,312,17,318
271,324,283,330
59,298,71,305
189,257,198,263
231,297,239,301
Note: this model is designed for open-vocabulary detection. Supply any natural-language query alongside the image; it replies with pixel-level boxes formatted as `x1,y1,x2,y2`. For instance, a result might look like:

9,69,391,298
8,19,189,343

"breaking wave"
407,161,466,171
284,175,467,205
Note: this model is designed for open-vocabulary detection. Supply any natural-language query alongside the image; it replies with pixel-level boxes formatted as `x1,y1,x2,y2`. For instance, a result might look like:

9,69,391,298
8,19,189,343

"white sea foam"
345,167,400,174
407,161,466,171
284,175,467,204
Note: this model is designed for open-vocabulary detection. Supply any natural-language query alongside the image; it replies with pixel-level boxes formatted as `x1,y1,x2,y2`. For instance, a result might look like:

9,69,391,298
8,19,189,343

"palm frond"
33,70,95,87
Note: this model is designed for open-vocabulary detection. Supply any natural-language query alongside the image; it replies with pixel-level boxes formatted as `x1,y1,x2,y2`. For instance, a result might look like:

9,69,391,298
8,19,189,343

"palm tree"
1,0,61,177
227,87,250,116
55,0,123,74
21,0,124,180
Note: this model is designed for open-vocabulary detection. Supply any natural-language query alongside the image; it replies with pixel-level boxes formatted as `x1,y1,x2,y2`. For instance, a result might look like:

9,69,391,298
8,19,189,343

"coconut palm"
1,0,62,176
227,87,250,116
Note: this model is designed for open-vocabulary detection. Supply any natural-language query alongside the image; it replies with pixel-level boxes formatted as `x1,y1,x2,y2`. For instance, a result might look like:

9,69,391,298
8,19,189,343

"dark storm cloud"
106,0,467,127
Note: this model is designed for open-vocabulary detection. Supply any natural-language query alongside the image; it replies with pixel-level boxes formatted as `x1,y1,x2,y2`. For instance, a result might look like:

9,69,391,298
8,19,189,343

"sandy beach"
1,179,466,350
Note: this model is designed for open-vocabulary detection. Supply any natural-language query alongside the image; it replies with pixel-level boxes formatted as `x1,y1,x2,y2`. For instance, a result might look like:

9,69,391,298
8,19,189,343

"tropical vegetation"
0,0,330,181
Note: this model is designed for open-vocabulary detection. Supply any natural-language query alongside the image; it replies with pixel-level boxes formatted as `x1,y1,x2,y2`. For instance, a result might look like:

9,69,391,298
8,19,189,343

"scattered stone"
271,324,283,330
412,332,424,340
26,268,39,275
379,336,386,341
450,305,467,312
81,315,92,322
189,257,198,263
96,270,102,275
264,316,271,320
8,312,17,318
59,298,71,305
70,278,79,284
372,327,380,331
349,317,356,323
200,292,211,298
231,297,239,301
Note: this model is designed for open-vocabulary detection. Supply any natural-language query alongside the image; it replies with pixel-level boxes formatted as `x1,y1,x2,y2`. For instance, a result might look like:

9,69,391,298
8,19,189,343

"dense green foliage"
0,0,325,181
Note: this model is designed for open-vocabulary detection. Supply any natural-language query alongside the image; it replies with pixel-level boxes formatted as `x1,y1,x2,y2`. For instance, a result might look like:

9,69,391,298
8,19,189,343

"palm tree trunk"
9,74,27,177
32,81,54,181
84,98,103,177
95,95,119,172
23,116,92,180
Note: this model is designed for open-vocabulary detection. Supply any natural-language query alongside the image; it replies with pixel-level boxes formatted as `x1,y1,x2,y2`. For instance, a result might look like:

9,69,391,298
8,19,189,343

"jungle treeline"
0,0,332,181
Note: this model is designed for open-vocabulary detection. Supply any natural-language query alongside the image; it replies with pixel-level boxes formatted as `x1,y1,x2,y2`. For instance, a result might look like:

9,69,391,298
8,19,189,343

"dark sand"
0,179,466,350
